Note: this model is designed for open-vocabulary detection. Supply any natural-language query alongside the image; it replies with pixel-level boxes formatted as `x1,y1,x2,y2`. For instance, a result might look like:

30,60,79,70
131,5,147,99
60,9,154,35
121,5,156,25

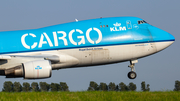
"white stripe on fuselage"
2,41,174,70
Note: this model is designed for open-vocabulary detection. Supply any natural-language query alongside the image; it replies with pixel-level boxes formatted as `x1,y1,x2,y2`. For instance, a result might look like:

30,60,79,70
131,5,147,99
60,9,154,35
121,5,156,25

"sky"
0,0,179,91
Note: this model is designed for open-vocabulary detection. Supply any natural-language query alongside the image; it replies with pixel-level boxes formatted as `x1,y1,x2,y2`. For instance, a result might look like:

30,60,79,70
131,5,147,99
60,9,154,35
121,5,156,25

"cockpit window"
138,20,147,24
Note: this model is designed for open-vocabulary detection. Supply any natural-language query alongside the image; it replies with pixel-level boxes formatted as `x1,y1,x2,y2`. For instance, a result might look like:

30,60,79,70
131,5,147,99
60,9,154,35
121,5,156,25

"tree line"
87,80,180,91
2,80,180,92
2,81,69,92
174,80,180,91
87,81,150,91
2,81,150,92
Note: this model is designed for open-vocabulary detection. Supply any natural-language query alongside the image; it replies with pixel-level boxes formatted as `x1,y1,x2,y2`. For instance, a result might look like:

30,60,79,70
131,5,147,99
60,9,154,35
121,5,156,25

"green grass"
0,91,180,101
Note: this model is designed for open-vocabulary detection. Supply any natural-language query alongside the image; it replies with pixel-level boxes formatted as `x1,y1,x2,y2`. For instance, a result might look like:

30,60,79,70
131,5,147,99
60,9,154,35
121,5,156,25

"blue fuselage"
0,17,175,54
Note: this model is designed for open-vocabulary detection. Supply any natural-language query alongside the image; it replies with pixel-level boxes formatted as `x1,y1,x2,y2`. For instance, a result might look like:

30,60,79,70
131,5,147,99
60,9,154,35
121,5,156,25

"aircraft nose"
169,33,175,41
148,26,175,52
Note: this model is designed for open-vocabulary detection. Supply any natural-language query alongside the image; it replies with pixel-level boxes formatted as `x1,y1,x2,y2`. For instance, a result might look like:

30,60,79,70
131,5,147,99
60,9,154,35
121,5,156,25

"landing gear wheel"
128,71,137,79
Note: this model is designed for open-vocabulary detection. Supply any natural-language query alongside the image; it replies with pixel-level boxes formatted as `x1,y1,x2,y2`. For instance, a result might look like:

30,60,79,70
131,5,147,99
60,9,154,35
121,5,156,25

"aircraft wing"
0,53,79,79
0,55,11,60
0,54,60,63
9,54,61,63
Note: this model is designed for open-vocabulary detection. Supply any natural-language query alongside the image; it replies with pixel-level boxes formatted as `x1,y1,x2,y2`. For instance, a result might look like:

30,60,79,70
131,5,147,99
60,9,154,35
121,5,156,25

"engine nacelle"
23,60,52,79
4,60,52,79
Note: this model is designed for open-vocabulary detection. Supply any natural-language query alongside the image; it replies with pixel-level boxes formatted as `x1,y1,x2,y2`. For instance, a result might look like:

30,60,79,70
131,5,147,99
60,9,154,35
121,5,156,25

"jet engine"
4,60,52,79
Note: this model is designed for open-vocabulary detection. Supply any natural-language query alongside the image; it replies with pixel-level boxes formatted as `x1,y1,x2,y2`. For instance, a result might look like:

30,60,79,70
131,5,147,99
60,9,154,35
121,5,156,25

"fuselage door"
126,20,132,29
132,24,153,43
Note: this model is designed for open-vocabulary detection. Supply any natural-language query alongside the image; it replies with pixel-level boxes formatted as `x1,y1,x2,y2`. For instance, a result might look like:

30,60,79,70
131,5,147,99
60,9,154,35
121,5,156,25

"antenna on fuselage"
75,19,78,22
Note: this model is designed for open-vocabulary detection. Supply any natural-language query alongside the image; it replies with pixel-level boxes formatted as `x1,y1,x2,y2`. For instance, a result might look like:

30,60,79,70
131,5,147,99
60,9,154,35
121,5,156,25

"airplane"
0,17,175,79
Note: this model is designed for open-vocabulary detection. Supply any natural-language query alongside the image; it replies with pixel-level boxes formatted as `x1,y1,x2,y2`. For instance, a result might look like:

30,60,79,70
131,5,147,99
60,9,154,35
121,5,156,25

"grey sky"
0,0,179,91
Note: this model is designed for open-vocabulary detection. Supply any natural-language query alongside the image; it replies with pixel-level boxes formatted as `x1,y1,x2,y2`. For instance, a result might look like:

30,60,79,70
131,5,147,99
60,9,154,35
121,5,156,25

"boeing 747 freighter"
0,17,175,79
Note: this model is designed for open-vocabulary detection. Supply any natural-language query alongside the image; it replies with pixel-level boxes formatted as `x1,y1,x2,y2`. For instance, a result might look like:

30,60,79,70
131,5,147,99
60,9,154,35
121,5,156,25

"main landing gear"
128,59,138,79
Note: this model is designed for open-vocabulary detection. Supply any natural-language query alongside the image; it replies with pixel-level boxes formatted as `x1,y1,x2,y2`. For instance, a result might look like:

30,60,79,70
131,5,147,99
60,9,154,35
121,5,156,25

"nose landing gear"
128,71,137,79
128,59,138,79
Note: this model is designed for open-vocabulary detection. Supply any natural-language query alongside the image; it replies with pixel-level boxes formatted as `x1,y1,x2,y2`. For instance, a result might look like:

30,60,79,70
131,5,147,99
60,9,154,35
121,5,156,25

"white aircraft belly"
58,41,173,68
1,41,173,70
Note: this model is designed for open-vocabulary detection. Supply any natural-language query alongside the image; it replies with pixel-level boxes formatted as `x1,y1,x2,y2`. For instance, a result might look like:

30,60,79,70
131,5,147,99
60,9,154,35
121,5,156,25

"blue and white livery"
0,17,175,79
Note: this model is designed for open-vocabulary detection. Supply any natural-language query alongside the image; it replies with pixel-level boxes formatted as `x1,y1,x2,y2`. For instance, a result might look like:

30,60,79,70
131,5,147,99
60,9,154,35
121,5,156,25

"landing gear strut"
128,59,138,79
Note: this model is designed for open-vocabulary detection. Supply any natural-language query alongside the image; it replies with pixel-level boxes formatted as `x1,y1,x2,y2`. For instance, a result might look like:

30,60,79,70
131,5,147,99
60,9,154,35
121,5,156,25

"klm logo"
110,22,126,32
113,22,121,26
35,66,42,70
